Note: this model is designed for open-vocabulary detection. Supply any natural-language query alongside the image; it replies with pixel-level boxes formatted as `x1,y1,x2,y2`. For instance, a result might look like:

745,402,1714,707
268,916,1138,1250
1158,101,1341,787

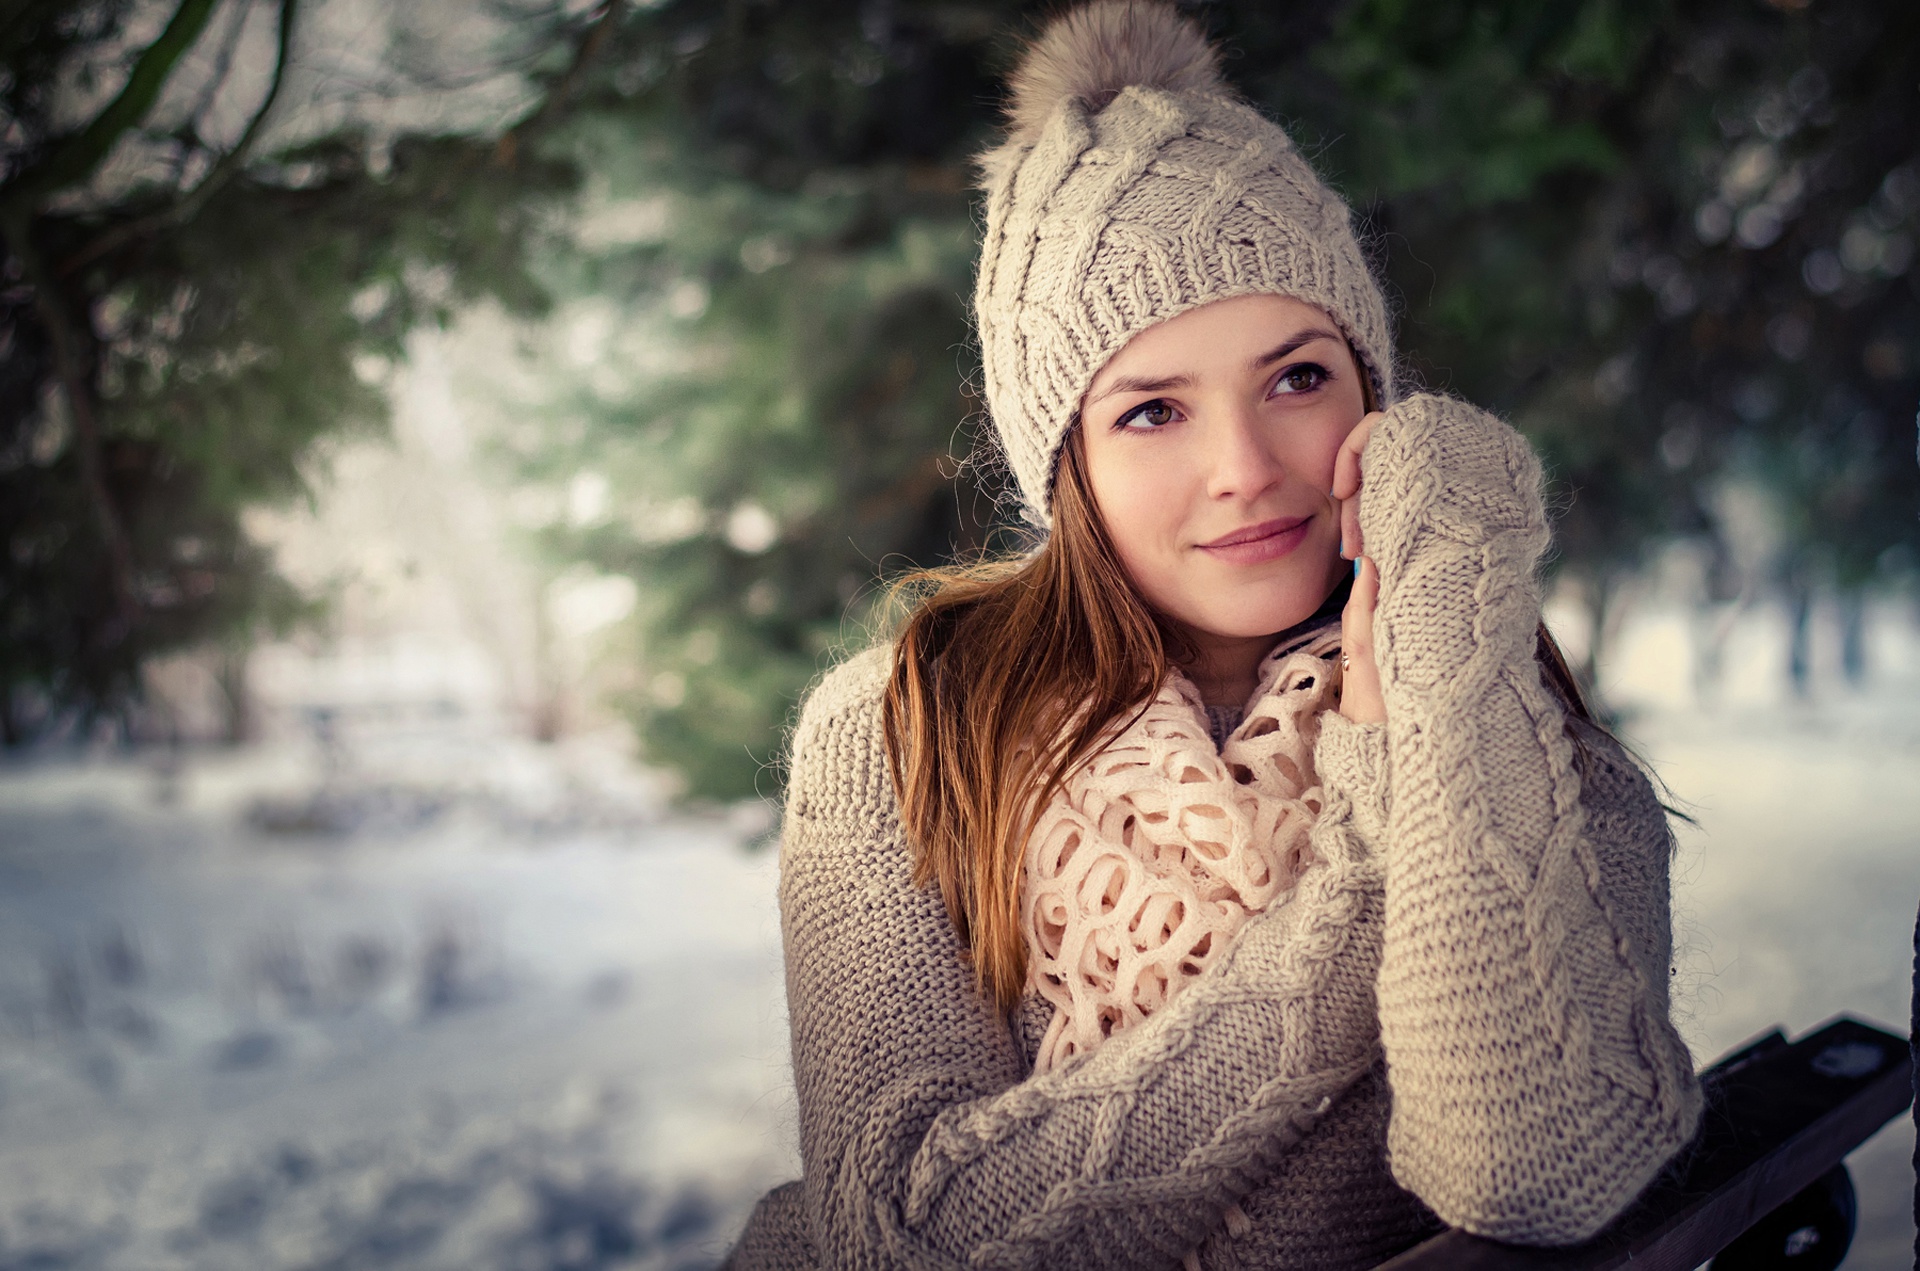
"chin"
1194,566,1339,639
1197,608,1318,641
1182,591,1325,641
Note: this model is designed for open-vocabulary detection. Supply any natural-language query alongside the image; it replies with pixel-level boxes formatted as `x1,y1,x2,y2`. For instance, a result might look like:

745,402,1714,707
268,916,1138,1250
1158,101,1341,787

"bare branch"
177,0,257,143
61,0,300,276
0,0,222,209
493,0,624,168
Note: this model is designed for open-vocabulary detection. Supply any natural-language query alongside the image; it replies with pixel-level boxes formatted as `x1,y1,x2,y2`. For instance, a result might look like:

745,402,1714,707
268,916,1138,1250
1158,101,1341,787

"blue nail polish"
1353,558,1360,577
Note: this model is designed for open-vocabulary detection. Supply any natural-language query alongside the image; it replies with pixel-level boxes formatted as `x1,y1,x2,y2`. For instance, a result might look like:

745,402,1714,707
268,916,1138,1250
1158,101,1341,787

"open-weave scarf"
1022,626,1344,1073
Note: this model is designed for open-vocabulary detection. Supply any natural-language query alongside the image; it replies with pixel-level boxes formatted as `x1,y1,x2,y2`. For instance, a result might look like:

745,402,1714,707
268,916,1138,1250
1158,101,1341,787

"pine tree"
0,0,614,742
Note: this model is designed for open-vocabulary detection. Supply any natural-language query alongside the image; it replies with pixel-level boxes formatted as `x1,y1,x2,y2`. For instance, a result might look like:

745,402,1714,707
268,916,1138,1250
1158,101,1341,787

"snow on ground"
0,733,797,1271
1606,594,1919,1270
0,595,1915,1270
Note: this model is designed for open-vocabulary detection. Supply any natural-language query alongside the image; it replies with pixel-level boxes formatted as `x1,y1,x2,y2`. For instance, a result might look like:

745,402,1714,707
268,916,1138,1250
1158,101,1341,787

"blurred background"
0,0,1916,1267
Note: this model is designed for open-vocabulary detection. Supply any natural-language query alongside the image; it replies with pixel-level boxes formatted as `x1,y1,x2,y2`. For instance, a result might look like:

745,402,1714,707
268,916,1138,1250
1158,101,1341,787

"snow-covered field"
0,733,798,1271
1606,598,1920,1270
0,595,1915,1270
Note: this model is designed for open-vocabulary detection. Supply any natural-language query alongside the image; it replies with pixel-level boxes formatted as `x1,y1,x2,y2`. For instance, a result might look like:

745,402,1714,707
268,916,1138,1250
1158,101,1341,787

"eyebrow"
1086,326,1345,406
1250,326,1344,370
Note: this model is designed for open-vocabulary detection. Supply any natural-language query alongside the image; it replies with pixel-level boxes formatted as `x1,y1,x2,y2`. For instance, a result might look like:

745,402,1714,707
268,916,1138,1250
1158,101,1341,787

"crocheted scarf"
1021,625,1344,1073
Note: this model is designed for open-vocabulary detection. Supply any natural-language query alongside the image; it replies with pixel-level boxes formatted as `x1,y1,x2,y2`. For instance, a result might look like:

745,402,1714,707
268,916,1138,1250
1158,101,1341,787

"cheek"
1081,443,1193,583
1281,363,1369,490
1286,417,1352,493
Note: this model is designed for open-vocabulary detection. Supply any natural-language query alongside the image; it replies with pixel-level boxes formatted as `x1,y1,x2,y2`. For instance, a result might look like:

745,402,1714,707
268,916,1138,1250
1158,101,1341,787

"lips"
1196,515,1312,565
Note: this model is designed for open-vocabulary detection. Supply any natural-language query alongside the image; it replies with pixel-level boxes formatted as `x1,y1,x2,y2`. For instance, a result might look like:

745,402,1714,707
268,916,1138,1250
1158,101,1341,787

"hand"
1331,410,1383,561
1339,556,1386,724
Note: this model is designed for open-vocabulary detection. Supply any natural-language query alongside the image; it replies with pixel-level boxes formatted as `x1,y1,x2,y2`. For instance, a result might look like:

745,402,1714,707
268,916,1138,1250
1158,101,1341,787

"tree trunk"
1785,574,1813,698
1579,569,1620,704
218,641,253,745
6,211,140,644
1,684,22,748
1837,590,1866,687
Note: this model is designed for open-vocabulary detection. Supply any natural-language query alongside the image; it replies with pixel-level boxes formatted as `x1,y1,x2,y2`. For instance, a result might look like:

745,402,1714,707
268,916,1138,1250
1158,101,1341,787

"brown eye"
1116,399,1179,429
1273,363,1329,396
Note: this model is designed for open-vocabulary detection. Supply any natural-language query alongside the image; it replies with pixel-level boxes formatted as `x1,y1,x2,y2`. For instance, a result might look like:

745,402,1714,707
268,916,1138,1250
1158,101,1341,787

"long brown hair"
882,432,1177,1009
882,401,1597,1012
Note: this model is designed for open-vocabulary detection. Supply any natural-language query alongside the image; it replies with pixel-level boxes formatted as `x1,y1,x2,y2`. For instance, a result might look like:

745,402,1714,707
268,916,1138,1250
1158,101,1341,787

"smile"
1195,516,1312,565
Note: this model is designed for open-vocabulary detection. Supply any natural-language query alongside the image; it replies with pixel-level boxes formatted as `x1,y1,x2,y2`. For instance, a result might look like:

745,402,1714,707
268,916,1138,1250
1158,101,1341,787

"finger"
1330,412,1380,501
1331,436,1360,502
1344,556,1378,652
1339,557,1387,724
1333,414,1379,559
1330,418,1368,498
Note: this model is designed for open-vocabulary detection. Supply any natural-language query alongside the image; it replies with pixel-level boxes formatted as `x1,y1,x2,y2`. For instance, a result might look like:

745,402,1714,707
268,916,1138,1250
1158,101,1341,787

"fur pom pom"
1004,1,1225,146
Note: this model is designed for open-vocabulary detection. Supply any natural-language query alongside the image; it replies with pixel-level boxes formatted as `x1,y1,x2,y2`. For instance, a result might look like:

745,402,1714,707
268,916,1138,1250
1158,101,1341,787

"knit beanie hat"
975,1,1395,527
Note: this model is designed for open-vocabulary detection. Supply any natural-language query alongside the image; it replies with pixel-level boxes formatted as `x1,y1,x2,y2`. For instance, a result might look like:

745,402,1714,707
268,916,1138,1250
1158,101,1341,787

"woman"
728,4,1702,1268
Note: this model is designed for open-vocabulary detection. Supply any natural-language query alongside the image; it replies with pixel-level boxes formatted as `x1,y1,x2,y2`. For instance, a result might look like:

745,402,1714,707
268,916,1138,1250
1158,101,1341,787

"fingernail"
1353,558,1360,577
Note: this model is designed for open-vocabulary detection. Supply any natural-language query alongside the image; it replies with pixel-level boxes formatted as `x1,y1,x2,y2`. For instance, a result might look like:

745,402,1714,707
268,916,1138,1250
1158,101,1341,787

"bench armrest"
1373,1016,1912,1271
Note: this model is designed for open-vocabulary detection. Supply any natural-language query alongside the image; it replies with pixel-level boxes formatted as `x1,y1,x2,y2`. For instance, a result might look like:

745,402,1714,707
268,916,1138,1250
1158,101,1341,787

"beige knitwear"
725,394,1704,1270
973,2,1394,525
1023,627,1342,1074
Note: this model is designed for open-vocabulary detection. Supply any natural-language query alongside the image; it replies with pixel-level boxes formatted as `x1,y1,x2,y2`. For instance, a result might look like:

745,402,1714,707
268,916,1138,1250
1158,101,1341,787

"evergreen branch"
493,0,625,168
60,0,301,276
0,0,221,209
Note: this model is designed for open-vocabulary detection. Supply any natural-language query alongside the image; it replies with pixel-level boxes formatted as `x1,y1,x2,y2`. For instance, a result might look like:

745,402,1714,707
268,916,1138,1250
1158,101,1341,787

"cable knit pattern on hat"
974,2,1394,525
1023,629,1342,1073
724,394,1703,1271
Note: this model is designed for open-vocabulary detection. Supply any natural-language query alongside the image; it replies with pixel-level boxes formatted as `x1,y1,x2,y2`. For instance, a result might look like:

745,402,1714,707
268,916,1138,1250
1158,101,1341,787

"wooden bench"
1376,1015,1912,1271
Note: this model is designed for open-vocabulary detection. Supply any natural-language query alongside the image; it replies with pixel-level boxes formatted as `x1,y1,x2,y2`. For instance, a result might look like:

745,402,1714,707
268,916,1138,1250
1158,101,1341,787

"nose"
1204,405,1287,503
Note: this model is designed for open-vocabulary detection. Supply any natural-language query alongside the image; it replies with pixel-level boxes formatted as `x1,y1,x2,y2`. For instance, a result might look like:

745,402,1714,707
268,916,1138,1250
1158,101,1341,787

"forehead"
1089,293,1344,388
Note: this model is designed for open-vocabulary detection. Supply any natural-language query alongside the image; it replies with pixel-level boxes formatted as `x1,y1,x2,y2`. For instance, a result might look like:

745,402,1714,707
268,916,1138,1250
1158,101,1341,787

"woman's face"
1077,293,1367,643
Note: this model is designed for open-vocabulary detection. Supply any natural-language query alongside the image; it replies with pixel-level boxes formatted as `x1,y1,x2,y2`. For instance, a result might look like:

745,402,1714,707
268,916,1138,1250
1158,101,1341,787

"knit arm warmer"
1313,712,1389,849
778,648,1388,1271
1357,393,1703,1243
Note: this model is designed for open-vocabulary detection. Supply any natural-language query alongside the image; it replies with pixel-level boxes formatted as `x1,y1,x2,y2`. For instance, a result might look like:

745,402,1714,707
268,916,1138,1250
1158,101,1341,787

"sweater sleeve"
1354,393,1703,1243
775,648,1388,1271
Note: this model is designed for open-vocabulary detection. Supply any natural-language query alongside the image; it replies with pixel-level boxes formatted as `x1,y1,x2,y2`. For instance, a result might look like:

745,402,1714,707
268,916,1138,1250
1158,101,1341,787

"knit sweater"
725,393,1703,1271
